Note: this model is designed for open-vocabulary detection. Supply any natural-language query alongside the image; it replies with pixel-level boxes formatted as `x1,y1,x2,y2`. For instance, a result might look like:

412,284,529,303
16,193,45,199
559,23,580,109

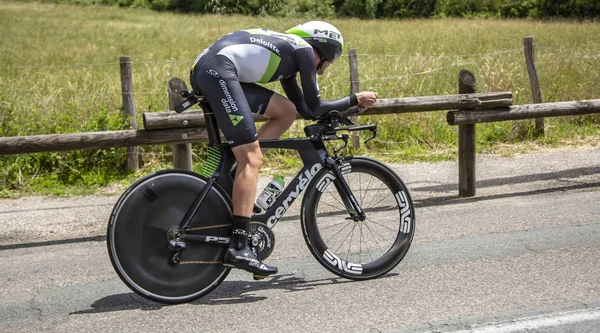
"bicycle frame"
255,137,364,228
178,100,365,236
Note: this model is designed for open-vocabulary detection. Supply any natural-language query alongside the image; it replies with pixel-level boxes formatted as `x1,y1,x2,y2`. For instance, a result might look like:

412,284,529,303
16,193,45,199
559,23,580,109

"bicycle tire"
107,169,233,304
301,157,415,280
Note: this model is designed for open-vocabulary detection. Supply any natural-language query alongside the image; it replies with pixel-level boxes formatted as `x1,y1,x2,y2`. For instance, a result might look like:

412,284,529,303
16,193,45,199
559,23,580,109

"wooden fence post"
168,78,193,170
119,56,139,171
458,69,476,197
524,36,544,136
349,48,361,149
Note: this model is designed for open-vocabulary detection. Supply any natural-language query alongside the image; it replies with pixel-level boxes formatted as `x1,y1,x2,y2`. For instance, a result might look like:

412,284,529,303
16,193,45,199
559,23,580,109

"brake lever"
343,108,361,118
340,106,365,124
364,127,377,144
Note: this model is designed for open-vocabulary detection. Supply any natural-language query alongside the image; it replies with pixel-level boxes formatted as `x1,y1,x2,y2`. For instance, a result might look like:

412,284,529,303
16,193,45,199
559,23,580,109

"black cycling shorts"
190,55,274,147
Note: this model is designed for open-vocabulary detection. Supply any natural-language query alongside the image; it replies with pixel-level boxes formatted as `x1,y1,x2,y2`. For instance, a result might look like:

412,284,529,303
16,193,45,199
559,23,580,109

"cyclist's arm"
282,49,358,119
280,75,317,120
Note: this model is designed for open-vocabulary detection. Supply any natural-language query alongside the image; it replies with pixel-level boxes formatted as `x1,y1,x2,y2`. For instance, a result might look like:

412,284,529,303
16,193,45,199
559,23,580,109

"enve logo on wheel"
323,249,363,274
395,191,412,234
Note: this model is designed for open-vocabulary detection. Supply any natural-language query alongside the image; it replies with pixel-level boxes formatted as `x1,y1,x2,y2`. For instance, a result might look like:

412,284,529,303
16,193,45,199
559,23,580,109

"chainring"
249,222,275,261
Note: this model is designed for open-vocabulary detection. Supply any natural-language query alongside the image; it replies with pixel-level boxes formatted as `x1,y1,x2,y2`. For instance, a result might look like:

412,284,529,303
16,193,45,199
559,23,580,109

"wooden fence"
0,85,512,156
1,38,598,197
447,96,600,196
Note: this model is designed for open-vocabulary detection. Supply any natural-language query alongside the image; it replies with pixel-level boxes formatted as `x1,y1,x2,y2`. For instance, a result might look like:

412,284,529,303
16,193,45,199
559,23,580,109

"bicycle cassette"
249,222,275,261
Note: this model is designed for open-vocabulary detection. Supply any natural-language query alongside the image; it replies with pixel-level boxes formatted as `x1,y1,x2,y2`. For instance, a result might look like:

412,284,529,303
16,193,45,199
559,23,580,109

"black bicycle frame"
178,100,365,234
253,137,364,228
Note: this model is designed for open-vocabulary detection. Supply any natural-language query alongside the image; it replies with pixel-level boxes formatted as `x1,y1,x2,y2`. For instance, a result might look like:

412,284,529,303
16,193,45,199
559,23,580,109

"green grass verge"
1,0,599,197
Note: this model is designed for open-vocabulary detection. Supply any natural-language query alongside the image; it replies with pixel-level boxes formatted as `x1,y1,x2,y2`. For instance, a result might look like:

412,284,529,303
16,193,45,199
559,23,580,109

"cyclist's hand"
356,91,379,109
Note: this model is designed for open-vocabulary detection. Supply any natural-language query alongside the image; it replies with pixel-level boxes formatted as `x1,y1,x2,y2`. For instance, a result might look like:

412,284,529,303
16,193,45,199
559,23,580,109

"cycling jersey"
190,28,358,147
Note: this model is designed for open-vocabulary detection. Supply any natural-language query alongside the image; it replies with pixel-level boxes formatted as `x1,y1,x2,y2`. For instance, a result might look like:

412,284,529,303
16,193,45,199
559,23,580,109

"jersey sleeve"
282,48,358,119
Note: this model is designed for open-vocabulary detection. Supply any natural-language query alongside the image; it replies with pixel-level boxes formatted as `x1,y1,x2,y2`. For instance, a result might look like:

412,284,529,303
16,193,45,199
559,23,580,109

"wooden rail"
0,91,513,156
0,128,208,155
143,92,513,130
447,98,600,195
447,100,600,125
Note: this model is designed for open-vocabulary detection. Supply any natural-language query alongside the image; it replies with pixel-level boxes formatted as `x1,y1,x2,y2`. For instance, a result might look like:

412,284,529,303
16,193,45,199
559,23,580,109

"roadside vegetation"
1,0,599,197
21,0,600,19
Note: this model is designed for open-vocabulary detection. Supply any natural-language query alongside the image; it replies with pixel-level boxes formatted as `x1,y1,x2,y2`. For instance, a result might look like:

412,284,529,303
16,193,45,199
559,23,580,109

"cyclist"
189,21,379,278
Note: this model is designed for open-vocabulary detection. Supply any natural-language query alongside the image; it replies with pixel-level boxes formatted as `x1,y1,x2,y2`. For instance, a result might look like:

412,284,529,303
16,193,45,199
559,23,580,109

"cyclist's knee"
265,94,296,124
246,151,264,170
233,143,263,171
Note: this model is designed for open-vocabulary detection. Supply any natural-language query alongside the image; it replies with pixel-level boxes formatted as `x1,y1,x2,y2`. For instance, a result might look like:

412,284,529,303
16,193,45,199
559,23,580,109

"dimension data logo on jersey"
249,37,280,55
219,79,238,114
229,115,244,126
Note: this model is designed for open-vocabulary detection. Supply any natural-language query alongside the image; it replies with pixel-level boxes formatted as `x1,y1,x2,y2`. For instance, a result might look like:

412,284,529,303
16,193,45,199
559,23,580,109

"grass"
1,0,600,196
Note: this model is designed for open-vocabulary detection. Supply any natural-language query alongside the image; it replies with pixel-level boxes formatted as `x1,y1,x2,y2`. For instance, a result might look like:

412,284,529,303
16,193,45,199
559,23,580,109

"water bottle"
256,176,285,211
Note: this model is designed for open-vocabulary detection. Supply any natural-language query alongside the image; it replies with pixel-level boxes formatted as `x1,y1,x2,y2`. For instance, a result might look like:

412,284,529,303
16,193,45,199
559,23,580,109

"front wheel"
301,157,415,280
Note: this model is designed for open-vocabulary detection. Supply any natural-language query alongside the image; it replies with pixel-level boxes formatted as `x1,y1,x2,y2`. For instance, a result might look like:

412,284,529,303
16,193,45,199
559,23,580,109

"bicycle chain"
180,260,223,265
176,224,232,264
178,222,272,264
185,223,232,231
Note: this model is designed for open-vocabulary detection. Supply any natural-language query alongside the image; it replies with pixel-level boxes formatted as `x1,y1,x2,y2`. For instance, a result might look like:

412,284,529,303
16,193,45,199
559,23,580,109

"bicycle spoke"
346,222,356,262
360,174,375,207
362,219,389,241
325,220,352,244
363,222,385,255
364,182,386,211
363,205,398,214
334,222,357,254
358,172,362,209
317,196,345,212
318,219,353,230
324,187,347,210
366,217,398,233
357,222,376,263
359,222,362,263
365,191,395,212
359,222,376,262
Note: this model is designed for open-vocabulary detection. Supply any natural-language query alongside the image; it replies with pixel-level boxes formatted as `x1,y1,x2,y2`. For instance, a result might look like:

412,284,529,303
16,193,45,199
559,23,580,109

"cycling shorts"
190,55,274,147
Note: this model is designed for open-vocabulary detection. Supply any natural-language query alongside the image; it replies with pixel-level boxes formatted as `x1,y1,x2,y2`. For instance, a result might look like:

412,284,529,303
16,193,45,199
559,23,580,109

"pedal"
253,274,268,281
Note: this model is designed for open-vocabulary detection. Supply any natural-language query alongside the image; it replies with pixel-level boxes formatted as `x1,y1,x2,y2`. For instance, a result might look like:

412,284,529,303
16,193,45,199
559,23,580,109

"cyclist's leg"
230,141,262,217
192,60,262,217
190,57,277,276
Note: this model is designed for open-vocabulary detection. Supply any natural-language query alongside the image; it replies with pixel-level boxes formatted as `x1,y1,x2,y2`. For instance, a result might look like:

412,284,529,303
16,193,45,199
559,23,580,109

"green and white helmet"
285,21,344,63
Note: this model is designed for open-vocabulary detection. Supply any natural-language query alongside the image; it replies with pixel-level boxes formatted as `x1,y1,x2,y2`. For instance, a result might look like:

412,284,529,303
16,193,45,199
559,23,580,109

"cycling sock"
232,215,251,249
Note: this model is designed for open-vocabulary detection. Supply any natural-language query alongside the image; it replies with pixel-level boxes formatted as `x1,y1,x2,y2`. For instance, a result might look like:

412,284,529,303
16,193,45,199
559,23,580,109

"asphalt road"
1,146,599,332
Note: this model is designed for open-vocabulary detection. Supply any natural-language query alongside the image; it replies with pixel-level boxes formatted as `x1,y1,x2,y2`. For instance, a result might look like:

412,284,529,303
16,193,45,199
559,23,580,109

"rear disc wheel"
107,170,232,304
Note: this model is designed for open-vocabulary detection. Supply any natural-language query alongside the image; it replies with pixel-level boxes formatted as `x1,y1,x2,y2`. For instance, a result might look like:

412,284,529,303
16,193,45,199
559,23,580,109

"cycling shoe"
223,247,278,276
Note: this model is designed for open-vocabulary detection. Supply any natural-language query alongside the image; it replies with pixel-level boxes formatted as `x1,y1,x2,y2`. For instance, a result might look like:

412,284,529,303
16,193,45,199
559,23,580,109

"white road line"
443,307,600,333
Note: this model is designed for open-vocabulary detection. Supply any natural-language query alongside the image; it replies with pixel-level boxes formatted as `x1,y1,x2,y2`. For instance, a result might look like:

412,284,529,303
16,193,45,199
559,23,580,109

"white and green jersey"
191,28,356,119
193,29,311,84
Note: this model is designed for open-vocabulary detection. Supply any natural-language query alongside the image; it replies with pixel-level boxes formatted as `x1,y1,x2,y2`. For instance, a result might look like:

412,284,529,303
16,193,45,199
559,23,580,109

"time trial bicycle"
107,90,415,304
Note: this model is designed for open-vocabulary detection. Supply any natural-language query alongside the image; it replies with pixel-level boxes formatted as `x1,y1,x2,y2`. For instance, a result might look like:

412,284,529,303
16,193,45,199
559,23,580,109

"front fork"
325,157,366,222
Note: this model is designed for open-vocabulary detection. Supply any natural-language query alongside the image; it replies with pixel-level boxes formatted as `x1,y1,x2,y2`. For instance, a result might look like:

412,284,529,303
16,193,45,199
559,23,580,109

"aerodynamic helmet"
285,21,344,64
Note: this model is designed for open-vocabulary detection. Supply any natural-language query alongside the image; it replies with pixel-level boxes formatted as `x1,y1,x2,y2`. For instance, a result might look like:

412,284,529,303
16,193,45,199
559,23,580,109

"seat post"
199,101,222,145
